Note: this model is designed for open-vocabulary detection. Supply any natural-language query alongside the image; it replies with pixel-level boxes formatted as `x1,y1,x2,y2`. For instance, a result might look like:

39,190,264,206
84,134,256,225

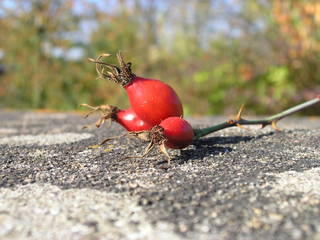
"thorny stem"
193,96,320,139
88,52,135,86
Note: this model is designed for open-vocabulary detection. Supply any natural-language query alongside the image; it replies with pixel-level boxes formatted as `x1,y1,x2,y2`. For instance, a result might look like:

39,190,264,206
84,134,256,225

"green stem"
193,96,320,139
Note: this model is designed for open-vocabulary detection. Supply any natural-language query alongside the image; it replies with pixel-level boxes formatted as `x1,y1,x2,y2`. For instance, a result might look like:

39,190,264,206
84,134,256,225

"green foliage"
0,0,319,115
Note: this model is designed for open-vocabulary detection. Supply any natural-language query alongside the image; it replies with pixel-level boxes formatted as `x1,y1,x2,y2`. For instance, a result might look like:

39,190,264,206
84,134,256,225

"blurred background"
0,0,319,116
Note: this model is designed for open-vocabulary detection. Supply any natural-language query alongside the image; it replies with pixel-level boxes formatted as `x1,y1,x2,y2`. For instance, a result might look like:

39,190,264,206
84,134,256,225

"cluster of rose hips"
82,52,320,163
82,52,194,162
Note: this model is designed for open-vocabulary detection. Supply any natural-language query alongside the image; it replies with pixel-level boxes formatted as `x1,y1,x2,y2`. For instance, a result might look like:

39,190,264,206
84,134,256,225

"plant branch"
193,96,320,139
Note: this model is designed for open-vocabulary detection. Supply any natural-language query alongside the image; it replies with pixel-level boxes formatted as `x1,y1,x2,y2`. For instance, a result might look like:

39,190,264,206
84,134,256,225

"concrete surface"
0,110,320,240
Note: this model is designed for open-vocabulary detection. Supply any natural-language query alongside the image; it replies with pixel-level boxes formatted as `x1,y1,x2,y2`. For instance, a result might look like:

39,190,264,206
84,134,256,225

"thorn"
271,121,281,131
236,104,245,120
235,123,251,131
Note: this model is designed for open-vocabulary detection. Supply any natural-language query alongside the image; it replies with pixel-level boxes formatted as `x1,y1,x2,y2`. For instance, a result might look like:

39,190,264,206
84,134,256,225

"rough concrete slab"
0,110,320,240
0,184,180,240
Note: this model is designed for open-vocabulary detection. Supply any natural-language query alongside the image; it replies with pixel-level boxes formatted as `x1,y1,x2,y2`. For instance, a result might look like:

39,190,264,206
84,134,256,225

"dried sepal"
89,52,135,86
80,104,119,128
159,143,171,164
127,126,171,163
100,133,127,145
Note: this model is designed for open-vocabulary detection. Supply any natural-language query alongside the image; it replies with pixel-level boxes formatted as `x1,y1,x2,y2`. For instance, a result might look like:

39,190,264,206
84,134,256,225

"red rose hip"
90,52,183,125
160,117,194,149
117,108,153,131
81,104,153,131
125,77,183,125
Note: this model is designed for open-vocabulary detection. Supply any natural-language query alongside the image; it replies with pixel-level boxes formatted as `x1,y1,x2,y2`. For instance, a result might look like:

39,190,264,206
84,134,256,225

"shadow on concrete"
165,132,276,165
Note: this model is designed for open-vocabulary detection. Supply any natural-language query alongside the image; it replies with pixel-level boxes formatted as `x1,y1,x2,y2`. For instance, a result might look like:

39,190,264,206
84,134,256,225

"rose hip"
159,117,194,149
81,104,153,131
129,117,194,164
90,53,183,125
117,108,154,131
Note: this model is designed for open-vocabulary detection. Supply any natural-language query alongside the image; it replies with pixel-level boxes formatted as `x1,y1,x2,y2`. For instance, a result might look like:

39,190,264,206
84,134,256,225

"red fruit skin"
124,77,183,125
160,117,194,149
117,108,153,131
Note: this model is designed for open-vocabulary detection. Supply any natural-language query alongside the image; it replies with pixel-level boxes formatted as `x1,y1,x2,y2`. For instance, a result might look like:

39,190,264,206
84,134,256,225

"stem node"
193,97,320,139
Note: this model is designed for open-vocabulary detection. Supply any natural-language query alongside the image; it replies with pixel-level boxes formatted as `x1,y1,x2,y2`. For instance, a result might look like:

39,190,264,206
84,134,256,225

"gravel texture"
0,110,319,240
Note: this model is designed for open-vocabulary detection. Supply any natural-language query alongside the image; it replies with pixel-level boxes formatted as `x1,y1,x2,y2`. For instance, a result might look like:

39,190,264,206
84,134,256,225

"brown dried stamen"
88,52,135,86
80,104,120,128
128,125,172,164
